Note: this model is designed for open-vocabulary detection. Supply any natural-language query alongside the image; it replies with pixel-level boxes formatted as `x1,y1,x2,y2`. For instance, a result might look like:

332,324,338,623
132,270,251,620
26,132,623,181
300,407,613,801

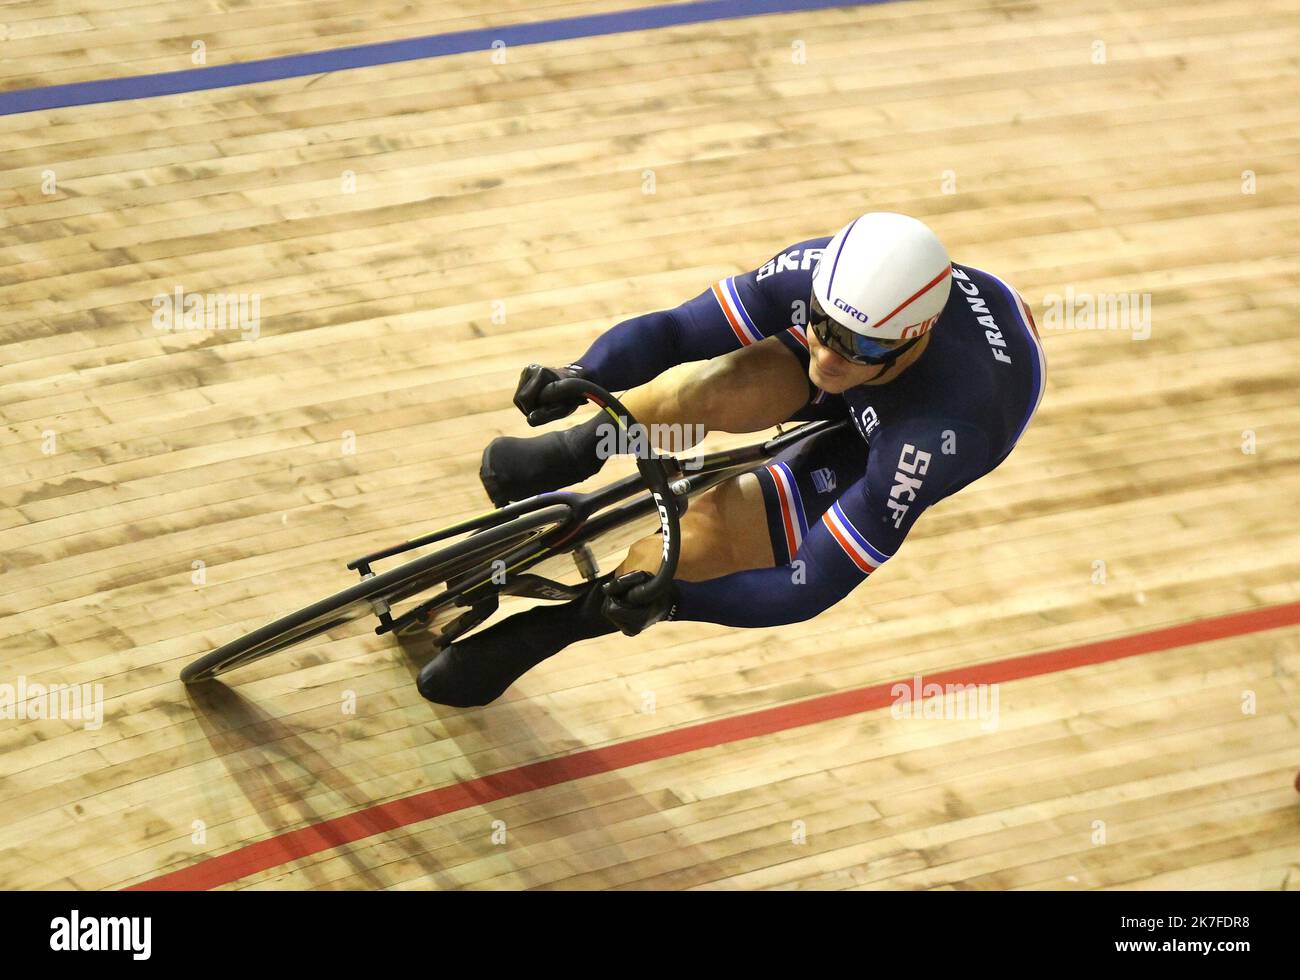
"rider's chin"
811,364,849,393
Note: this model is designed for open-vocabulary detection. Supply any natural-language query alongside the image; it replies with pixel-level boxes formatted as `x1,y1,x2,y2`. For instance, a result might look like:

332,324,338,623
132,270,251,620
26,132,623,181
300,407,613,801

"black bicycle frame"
366,414,847,637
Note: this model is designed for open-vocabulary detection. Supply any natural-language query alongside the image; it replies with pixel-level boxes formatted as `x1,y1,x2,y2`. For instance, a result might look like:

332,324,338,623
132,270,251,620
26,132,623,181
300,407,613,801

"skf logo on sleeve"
886,444,931,528
756,247,824,281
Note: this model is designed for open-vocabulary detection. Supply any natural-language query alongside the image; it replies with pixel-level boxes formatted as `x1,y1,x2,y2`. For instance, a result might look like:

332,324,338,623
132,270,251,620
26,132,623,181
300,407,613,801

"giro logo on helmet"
833,298,870,323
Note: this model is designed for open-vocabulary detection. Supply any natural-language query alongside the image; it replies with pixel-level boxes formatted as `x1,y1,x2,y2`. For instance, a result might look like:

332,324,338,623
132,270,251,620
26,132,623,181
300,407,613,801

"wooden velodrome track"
2,0,1298,891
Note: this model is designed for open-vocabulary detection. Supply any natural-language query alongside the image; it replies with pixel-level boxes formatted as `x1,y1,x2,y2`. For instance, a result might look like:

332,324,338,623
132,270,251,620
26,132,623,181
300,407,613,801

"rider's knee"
619,532,664,576
683,479,744,563
620,474,767,580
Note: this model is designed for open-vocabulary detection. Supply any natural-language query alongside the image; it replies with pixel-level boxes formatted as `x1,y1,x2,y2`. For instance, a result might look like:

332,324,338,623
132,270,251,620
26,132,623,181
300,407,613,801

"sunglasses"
808,292,920,366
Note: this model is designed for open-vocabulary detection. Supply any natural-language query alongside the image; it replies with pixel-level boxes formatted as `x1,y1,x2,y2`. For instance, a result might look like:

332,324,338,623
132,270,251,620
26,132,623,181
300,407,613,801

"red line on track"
130,600,1300,890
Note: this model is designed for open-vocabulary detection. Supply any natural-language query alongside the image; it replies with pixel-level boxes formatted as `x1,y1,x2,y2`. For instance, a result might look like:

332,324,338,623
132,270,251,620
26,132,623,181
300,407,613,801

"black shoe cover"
417,575,615,707
479,426,602,507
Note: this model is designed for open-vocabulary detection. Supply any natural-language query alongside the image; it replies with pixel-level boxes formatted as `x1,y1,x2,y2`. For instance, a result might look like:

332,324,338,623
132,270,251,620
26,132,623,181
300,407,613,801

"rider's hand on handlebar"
601,570,677,637
513,364,590,426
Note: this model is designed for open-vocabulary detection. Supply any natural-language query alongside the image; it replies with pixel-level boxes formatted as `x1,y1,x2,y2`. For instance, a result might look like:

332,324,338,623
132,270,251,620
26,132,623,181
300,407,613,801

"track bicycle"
181,380,845,683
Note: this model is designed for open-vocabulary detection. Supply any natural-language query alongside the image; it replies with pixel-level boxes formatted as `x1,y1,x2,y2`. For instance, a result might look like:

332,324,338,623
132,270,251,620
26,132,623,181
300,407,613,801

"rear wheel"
181,504,572,683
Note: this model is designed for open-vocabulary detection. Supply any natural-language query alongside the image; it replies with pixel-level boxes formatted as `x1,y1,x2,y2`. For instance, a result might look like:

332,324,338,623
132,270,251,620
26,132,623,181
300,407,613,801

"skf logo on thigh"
886,444,931,528
811,467,837,494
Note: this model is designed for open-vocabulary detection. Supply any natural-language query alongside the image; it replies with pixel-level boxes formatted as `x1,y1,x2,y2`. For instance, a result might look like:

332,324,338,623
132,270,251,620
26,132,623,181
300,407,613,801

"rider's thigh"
620,471,773,581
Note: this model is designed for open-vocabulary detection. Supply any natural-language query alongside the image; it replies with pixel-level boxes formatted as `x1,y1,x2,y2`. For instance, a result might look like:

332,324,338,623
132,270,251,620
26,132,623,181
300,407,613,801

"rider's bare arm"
621,338,811,453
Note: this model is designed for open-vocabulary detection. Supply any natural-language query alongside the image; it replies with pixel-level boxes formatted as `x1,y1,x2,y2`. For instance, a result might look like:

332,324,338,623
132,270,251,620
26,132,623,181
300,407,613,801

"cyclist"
418,212,1047,706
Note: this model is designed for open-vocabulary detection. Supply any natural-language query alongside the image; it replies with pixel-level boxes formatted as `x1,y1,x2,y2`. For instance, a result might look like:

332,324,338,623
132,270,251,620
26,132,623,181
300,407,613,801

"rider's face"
807,327,896,393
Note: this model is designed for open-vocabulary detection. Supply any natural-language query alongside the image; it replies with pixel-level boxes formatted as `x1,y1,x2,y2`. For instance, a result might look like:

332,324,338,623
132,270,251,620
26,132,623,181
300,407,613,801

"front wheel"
181,504,572,683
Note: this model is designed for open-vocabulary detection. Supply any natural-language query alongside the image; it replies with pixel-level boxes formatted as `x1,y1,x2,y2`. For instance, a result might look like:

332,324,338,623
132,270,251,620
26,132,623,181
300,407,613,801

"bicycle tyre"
181,504,572,683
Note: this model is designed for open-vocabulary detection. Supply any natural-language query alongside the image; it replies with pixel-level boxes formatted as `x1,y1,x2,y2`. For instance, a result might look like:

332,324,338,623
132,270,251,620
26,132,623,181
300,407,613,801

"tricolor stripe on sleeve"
766,460,808,559
822,501,891,574
711,277,764,346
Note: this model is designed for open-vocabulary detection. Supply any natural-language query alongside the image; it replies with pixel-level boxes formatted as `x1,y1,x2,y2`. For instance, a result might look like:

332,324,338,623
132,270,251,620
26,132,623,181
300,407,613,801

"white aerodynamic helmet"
809,212,952,364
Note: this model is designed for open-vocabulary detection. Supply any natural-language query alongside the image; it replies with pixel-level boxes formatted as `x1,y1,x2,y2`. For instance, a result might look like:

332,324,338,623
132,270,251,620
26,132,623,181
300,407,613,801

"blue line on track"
0,0,891,116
